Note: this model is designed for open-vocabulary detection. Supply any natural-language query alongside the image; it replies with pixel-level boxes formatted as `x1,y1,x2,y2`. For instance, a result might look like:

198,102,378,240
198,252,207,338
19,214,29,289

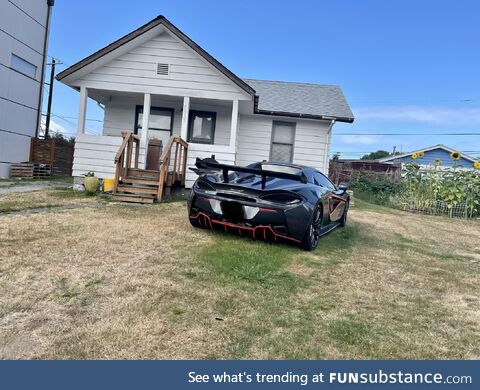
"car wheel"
302,204,323,251
339,200,349,227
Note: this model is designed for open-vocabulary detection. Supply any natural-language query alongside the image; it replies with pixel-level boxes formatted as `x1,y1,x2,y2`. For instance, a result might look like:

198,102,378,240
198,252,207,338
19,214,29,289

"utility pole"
44,59,56,139
392,145,397,155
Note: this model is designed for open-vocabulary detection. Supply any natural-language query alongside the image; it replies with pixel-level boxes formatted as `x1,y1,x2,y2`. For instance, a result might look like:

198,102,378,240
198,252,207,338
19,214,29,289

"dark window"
270,121,295,163
188,110,216,144
313,172,335,190
134,106,174,136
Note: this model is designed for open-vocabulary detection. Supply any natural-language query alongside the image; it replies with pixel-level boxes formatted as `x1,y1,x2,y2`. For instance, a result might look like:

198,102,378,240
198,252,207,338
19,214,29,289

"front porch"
73,88,241,200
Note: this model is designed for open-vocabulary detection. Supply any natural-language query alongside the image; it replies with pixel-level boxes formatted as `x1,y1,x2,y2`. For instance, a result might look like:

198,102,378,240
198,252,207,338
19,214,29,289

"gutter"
253,107,354,124
323,119,335,174
35,0,55,138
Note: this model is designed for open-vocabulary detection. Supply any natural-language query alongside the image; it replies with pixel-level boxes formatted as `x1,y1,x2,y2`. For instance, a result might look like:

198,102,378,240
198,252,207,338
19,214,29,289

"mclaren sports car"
188,158,350,251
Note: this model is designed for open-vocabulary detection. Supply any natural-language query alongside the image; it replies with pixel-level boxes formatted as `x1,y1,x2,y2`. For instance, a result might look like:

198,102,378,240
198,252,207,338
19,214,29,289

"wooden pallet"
10,163,52,179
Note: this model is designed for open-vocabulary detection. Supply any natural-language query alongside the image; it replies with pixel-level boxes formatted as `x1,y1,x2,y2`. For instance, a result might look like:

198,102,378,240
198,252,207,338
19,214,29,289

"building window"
270,121,295,163
10,54,37,78
135,106,174,136
188,110,216,144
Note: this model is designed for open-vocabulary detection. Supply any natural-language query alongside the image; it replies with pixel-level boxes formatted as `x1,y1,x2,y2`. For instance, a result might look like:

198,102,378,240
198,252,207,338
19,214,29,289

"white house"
0,0,55,177
57,16,353,202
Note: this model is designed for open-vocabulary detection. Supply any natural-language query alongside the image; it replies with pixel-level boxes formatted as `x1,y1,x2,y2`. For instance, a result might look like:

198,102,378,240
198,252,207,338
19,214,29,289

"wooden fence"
30,138,74,176
329,159,401,185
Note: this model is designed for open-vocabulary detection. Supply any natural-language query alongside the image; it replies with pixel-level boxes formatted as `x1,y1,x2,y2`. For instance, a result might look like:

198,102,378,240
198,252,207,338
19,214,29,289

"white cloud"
355,105,480,125
338,134,381,145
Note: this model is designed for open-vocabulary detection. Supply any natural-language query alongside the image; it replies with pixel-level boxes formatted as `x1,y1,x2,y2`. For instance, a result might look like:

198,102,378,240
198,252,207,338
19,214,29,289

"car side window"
313,172,336,190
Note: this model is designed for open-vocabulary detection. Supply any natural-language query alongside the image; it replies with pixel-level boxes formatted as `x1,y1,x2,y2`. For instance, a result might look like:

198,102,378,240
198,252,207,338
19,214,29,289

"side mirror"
338,182,348,192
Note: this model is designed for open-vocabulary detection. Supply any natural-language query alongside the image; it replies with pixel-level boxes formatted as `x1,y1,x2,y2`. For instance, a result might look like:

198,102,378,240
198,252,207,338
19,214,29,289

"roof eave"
254,108,354,123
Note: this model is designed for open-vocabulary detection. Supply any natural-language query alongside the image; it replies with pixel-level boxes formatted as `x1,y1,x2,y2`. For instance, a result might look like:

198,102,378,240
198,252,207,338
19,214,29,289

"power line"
349,98,480,104
337,132,480,136
41,112,103,122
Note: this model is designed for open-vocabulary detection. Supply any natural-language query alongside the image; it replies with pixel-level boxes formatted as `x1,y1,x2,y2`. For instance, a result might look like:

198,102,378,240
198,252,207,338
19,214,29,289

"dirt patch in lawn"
0,195,479,359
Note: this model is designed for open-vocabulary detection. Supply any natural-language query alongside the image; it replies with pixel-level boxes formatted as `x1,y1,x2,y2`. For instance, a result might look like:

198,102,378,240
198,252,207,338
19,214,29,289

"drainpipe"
35,0,55,138
323,119,335,174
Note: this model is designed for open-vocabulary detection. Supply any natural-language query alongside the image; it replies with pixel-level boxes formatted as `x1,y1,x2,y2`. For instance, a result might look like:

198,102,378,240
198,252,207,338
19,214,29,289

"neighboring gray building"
0,0,55,177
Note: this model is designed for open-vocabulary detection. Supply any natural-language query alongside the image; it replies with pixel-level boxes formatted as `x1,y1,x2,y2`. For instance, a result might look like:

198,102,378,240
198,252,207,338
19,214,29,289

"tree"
361,150,391,160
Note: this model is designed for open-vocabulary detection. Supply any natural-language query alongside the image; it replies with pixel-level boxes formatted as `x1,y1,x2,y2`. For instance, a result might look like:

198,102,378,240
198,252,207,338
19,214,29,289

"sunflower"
474,161,480,169
450,151,461,160
411,153,419,159
418,151,425,157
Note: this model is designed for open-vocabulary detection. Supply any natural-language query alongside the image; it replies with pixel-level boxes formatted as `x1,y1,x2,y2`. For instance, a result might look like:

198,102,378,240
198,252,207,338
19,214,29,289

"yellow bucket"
103,178,115,193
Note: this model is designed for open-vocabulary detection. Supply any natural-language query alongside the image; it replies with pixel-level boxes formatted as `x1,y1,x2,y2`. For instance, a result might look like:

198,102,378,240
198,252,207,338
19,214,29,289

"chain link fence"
389,196,475,219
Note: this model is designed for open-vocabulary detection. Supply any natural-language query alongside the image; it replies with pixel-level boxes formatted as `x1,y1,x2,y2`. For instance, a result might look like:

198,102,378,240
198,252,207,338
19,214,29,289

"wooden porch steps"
111,193,156,204
121,177,160,186
112,133,188,204
117,184,159,195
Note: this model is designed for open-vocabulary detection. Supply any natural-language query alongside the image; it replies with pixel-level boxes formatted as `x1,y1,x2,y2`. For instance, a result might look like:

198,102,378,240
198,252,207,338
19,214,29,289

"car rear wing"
192,157,307,189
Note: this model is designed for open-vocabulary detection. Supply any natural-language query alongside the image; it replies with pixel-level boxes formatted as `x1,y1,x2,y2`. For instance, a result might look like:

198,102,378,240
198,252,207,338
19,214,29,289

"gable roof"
245,79,354,123
56,15,255,97
379,144,478,163
56,16,354,123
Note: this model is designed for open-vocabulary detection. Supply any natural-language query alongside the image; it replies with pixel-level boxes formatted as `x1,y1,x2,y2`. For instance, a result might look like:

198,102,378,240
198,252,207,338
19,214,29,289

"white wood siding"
103,95,232,146
185,144,235,188
236,114,331,173
73,134,146,179
76,30,250,101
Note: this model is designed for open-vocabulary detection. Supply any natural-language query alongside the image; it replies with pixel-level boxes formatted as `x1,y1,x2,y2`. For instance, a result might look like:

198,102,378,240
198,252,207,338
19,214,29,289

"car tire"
302,203,323,251
339,200,349,227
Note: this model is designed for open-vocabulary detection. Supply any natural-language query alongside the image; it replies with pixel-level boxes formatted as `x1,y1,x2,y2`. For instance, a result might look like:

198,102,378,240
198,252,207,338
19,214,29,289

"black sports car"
188,158,350,250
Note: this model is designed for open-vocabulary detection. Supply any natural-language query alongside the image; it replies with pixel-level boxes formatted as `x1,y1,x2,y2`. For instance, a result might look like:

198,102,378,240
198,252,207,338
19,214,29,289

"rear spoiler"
192,157,307,189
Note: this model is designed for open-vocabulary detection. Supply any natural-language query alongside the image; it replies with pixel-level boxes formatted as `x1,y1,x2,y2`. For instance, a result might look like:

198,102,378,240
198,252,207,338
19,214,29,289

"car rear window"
261,164,300,175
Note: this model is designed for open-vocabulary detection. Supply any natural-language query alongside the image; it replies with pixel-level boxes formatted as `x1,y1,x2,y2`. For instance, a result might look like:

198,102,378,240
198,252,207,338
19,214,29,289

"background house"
56,15,354,194
0,0,55,178
379,144,478,170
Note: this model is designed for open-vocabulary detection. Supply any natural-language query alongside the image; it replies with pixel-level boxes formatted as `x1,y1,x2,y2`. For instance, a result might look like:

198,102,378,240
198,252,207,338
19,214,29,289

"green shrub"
349,172,402,205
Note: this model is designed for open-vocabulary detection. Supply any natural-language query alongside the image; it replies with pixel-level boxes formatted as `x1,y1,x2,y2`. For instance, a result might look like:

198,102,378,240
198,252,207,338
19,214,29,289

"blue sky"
44,0,480,158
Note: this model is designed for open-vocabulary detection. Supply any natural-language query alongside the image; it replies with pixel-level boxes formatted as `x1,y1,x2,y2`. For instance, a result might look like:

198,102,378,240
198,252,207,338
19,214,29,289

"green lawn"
0,190,479,359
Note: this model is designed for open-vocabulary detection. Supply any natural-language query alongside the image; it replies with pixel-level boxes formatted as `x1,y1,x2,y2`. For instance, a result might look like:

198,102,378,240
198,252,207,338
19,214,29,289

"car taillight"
259,192,302,204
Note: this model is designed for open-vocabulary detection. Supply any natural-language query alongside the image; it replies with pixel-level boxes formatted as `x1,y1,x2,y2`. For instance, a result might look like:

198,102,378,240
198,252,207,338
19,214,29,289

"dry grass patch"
0,194,479,359
0,188,100,213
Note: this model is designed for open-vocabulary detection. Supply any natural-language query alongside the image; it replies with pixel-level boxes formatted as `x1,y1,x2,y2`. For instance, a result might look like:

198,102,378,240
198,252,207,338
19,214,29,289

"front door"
135,106,174,148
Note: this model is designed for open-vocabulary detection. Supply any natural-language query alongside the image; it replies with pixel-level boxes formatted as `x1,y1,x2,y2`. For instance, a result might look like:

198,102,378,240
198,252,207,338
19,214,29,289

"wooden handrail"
157,135,188,202
113,132,141,194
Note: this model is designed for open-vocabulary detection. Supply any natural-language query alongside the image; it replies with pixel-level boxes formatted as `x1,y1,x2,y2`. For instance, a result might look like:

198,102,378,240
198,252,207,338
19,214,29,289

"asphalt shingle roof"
243,79,354,123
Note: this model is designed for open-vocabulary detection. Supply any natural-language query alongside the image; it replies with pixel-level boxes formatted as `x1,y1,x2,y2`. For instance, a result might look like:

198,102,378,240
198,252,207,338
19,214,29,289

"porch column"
180,96,190,140
141,93,151,150
229,99,239,151
77,86,88,134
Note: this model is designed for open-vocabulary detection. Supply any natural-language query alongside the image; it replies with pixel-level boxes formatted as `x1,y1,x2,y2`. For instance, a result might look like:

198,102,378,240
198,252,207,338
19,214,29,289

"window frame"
134,106,174,136
269,120,296,163
10,53,37,79
187,110,217,145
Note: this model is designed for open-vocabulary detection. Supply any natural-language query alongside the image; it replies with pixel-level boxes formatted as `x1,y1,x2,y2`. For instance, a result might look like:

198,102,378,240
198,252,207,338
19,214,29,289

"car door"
313,172,346,222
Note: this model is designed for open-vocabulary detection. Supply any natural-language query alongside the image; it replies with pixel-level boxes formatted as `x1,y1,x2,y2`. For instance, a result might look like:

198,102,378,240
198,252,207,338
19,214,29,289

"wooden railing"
157,135,188,202
113,132,140,193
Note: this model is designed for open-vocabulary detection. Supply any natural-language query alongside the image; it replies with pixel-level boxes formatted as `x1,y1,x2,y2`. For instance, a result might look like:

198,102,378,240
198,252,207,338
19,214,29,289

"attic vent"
156,63,169,76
